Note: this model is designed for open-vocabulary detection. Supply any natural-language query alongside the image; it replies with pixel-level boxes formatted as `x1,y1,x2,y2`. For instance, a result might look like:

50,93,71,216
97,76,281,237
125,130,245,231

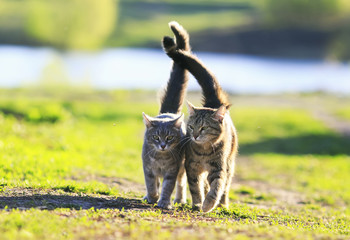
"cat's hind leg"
219,158,235,208
186,161,205,210
174,164,187,205
219,169,234,209
204,179,210,196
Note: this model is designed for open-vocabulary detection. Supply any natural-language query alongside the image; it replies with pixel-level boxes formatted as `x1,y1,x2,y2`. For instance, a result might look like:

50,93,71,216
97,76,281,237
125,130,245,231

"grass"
0,88,350,239
335,107,350,121
239,154,350,206
234,107,350,155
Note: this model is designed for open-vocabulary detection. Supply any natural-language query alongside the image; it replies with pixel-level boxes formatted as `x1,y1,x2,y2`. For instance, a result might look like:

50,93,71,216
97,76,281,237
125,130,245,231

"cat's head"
142,113,184,152
186,102,228,143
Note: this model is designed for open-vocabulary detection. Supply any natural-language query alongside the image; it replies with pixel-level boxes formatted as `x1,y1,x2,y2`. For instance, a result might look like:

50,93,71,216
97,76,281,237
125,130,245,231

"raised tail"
162,34,229,109
159,21,190,114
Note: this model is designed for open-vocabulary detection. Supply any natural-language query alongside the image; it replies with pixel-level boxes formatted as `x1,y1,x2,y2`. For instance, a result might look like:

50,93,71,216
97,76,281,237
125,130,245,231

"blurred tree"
328,29,350,61
37,56,70,90
261,0,350,61
26,0,117,50
262,0,340,28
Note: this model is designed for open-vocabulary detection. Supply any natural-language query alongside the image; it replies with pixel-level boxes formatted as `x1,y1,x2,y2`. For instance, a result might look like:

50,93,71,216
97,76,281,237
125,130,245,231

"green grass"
239,154,350,206
233,107,350,155
0,89,350,239
0,206,349,239
335,107,350,121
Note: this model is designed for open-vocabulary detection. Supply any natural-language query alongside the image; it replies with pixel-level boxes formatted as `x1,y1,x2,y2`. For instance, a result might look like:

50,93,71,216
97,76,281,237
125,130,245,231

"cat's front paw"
157,199,172,209
202,196,217,213
174,198,186,205
143,195,158,204
191,203,202,211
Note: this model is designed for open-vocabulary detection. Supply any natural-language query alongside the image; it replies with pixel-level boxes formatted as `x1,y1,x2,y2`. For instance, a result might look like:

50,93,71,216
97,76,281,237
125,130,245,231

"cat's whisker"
169,149,179,162
144,148,157,158
179,138,192,151
174,138,187,148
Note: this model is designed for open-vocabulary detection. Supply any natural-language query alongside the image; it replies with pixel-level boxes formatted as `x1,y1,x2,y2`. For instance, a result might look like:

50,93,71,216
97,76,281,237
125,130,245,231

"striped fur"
162,22,238,213
142,22,190,209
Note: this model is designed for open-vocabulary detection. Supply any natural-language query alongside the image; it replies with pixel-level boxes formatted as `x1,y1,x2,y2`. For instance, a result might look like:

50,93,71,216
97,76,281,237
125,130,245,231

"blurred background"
1,0,350,93
1,1,350,227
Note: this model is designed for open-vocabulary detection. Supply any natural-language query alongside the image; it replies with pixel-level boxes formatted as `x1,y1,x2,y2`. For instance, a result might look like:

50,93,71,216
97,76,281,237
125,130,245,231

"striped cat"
142,22,190,209
162,22,238,213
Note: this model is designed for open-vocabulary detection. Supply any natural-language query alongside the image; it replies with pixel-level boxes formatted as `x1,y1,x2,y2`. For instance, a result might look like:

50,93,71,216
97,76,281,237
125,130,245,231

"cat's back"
224,113,238,159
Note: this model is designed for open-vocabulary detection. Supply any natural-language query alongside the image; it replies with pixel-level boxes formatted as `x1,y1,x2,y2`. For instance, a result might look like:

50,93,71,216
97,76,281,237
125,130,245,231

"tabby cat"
162,23,238,213
142,21,190,209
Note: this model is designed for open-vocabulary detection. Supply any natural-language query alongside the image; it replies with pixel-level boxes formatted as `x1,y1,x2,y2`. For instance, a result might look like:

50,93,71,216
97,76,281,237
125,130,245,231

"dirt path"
312,108,350,137
74,175,146,194
234,156,307,210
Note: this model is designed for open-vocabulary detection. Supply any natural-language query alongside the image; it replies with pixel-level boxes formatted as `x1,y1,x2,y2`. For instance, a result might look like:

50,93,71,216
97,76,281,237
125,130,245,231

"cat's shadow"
0,194,151,211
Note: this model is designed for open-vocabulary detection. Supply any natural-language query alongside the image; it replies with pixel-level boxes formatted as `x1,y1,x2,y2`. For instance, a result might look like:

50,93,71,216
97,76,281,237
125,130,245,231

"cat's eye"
152,135,160,141
188,125,194,130
166,136,174,141
201,126,208,131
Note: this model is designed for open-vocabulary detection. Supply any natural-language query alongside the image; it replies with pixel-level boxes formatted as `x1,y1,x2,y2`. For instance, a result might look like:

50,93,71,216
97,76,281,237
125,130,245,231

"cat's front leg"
202,170,226,213
143,169,159,204
157,173,177,209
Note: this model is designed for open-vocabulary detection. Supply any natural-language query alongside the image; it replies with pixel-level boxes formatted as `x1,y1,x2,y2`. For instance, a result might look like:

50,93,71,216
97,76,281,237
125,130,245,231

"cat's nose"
160,143,166,150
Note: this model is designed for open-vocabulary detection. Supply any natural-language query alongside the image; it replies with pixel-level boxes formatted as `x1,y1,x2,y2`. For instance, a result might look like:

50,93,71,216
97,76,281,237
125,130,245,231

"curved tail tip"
162,36,176,49
168,21,180,28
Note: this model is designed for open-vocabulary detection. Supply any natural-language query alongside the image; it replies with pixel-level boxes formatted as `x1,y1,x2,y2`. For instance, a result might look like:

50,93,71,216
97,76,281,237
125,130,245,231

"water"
1,45,350,94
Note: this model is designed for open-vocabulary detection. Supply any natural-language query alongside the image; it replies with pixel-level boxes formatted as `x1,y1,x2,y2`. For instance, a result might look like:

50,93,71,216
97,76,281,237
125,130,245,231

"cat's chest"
189,143,221,160
149,155,174,174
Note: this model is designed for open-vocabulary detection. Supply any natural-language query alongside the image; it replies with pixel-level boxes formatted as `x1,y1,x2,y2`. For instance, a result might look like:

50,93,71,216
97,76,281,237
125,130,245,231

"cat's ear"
142,112,153,128
186,101,196,116
173,113,184,128
213,105,226,123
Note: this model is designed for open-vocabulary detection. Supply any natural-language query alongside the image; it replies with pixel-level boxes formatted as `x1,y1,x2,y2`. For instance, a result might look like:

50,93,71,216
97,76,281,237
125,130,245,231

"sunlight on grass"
335,107,350,121
0,89,350,239
239,154,350,206
233,107,331,144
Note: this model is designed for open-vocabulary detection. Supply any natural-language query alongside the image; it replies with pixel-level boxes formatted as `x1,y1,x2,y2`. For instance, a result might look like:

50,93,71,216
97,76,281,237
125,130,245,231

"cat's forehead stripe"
194,117,202,126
